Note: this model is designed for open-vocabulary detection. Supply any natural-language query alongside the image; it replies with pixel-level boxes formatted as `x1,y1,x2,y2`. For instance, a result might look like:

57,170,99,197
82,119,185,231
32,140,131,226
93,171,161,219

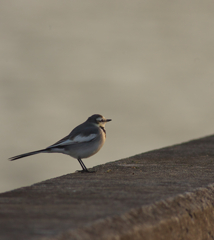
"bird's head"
87,114,112,127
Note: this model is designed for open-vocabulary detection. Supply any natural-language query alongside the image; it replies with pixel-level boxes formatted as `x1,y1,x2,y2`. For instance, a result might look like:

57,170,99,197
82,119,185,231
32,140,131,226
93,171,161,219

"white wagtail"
9,114,111,173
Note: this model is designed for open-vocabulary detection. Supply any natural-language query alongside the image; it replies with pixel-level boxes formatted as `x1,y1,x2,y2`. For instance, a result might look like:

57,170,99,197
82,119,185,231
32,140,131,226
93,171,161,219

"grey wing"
47,123,99,149
68,122,100,140
47,135,70,148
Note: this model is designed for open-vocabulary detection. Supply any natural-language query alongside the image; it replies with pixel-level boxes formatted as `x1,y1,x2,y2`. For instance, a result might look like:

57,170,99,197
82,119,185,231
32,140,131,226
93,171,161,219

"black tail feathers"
9,149,47,161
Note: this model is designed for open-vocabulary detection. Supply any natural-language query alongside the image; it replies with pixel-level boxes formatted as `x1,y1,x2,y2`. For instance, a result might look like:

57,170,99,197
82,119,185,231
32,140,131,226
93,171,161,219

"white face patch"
96,117,103,122
96,117,107,127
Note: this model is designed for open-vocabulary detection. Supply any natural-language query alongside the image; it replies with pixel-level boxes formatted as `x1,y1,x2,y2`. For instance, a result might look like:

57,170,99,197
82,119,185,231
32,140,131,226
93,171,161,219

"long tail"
9,149,47,161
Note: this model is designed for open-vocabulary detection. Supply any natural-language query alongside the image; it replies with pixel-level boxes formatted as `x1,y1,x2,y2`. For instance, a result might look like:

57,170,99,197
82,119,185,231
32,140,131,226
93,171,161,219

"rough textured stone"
1,135,214,240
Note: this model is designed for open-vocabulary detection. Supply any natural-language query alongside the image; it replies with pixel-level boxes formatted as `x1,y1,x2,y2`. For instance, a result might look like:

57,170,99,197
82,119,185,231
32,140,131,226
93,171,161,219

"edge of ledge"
49,183,214,240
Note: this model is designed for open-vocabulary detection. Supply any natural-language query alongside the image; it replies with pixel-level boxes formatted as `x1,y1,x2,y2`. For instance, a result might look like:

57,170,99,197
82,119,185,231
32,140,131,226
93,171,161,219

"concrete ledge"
1,135,214,240
58,185,214,240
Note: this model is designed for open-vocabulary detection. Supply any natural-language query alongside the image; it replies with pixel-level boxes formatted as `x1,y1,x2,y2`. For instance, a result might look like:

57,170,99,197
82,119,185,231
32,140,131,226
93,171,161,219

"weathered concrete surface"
1,135,214,240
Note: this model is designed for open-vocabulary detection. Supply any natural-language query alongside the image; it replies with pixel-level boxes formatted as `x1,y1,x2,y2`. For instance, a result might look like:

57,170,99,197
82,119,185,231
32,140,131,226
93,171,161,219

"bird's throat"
100,126,106,137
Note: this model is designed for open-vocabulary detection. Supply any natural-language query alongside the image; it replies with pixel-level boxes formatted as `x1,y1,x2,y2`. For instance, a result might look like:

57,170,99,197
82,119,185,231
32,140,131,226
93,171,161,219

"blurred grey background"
1,1,214,193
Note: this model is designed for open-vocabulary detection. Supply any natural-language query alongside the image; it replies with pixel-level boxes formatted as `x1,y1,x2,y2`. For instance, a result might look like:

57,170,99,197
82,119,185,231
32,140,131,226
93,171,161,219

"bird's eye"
97,118,104,122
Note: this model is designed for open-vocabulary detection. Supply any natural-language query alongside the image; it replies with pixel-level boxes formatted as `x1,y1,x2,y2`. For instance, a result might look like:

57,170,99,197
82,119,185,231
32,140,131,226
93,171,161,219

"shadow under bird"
9,114,111,173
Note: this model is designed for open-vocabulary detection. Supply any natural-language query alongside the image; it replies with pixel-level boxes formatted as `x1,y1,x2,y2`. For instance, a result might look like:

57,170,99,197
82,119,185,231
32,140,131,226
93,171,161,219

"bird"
9,114,112,173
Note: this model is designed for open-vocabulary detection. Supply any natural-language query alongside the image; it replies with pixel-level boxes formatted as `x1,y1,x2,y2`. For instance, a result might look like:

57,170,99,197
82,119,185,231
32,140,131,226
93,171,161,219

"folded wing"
47,133,97,148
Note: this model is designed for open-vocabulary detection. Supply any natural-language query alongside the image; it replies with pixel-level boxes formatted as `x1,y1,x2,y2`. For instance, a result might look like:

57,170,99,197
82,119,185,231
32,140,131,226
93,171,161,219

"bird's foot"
78,169,96,173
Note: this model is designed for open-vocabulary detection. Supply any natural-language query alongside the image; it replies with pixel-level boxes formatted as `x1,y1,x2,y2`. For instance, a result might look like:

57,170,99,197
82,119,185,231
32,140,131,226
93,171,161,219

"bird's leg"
77,158,95,173
78,158,88,172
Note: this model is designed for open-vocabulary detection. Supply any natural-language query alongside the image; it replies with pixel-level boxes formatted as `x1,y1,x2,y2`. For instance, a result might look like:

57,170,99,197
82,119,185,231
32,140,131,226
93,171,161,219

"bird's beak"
106,119,112,122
